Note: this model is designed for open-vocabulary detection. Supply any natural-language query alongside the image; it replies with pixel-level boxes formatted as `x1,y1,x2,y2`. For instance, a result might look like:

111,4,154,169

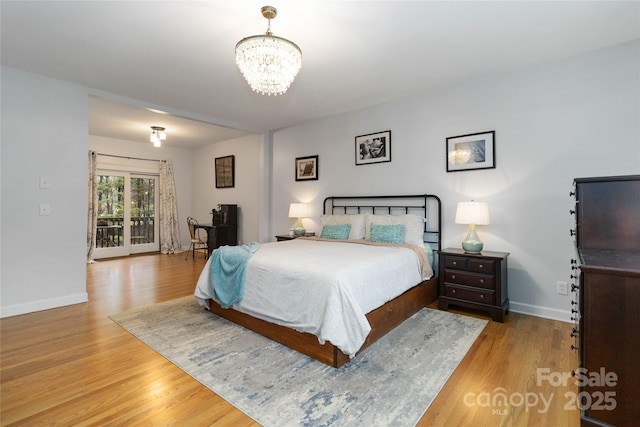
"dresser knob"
480,294,484,299
479,264,484,268
479,279,484,284
571,300,577,306
570,209,576,215
571,274,577,279
451,275,456,280
570,259,577,265
570,229,576,236
570,191,575,197
571,344,578,351
452,289,456,294
452,261,457,266
571,284,579,292
571,328,579,337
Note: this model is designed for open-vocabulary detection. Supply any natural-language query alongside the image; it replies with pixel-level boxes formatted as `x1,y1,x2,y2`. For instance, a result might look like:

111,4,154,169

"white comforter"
194,238,432,357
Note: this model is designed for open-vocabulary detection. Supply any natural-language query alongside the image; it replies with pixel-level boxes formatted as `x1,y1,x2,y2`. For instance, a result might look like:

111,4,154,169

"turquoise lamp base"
462,240,484,254
461,224,483,254
293,217,306,236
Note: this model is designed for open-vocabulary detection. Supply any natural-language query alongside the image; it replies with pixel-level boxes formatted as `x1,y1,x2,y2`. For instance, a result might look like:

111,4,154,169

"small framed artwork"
215,155,235,188
446,131,495,172
295,155,318,181
355,130,391,165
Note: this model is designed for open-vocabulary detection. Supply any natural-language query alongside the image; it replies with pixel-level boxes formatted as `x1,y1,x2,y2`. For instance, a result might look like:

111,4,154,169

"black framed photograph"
446,131,495,172
295,155,318,181
215,155,235,188
355,130,391,165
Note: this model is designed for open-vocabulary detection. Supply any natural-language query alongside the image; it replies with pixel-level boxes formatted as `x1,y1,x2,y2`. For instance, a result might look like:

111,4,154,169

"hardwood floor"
1,253,579,426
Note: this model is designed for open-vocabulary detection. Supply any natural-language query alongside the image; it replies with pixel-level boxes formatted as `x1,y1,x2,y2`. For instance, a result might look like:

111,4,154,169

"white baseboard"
0,293,89,318
509,301,573,323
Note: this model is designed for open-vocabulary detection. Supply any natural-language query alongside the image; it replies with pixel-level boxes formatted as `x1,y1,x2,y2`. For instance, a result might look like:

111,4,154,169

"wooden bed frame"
207,194,442,368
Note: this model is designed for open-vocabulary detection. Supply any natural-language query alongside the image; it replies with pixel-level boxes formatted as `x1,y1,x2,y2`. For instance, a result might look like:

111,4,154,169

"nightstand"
275,233,315,242
438,248,509,322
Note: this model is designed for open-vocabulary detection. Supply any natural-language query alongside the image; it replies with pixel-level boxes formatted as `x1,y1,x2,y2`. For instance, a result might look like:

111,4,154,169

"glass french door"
94,171,159,259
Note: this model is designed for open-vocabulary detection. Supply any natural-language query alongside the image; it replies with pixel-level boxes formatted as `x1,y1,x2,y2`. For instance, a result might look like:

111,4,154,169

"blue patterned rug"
110,296,487,426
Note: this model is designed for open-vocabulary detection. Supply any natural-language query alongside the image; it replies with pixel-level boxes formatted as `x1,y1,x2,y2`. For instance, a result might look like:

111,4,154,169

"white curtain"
86,151,97,263
159,160,182,254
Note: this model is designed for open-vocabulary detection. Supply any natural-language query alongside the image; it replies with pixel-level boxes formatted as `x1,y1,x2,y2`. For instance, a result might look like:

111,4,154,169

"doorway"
94,172,159,259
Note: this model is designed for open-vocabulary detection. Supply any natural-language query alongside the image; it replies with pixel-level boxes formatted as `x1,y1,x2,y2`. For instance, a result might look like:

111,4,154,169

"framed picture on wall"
355,130,391,165
446,131,495,172
215,155,235,188
295,155,318,181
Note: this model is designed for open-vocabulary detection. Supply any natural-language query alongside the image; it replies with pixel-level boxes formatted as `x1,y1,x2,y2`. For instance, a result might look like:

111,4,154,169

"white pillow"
364,213,425,247
320,214,366,240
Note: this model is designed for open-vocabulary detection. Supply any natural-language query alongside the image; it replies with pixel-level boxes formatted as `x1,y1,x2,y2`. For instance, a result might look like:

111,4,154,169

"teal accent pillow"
321,224,352,240
370,223,404,244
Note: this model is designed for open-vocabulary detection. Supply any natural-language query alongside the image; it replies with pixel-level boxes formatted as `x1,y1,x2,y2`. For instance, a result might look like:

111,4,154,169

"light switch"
40,176,51,189
39,203,51,216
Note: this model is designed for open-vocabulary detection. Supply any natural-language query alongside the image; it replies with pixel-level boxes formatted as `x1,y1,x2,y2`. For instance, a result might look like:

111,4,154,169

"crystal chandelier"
235,6,302,96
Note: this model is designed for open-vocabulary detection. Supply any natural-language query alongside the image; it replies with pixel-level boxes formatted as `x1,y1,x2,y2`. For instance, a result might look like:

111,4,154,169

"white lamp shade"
455,201,490,225
288,203,308,218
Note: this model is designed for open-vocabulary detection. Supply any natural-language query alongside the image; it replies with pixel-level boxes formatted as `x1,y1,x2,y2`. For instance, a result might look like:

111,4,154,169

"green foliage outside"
97,176,155,219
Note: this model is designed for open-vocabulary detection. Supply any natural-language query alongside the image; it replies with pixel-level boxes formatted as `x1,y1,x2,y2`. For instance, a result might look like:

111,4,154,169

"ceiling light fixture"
150,126,166,147
235,5,302,96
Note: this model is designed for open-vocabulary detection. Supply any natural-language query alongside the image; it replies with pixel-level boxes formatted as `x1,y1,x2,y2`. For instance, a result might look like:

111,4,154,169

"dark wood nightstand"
275,233,315,242
438,248,509,322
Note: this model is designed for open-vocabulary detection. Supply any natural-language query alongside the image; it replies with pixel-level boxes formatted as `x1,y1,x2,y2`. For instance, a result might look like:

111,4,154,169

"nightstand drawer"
444,270,495,289
444,285,495,305
444,256,469,270
469,259,496,274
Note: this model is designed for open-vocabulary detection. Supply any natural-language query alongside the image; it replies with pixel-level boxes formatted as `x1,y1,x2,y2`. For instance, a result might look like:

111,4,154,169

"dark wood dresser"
571,175,640,427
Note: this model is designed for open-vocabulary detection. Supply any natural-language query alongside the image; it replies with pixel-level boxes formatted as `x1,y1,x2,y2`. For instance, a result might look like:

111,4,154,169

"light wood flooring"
1,253,579,426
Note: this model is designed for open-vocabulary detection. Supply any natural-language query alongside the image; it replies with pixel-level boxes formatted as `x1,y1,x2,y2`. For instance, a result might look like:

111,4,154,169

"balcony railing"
96,216,155,248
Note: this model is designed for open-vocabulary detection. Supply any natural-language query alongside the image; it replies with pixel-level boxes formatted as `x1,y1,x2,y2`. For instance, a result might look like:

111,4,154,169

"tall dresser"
571,175,640,427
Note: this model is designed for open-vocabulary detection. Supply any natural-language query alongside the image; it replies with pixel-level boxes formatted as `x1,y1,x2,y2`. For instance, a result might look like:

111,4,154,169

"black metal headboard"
322,194,442,254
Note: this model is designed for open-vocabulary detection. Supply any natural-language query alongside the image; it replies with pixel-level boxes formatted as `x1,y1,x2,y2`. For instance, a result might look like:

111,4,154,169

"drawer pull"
479,264,484,268
451,275,456,280
480,294,484,299
452,289,456,294
452,261,457,266
479,279,485,284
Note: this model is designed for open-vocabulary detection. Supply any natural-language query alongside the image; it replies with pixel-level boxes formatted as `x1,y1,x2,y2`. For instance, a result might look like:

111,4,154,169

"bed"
194,194,441,368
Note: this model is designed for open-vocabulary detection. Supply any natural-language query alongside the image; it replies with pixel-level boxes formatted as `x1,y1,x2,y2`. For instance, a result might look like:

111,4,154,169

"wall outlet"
39,203,51,216
557,281,568,295
39,176,51,189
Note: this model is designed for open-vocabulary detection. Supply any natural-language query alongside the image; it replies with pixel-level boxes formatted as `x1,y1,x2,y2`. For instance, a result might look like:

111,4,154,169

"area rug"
110,297,487,427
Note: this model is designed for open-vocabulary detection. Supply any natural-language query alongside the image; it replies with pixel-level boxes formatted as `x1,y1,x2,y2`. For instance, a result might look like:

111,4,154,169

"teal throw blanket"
210,242,260,308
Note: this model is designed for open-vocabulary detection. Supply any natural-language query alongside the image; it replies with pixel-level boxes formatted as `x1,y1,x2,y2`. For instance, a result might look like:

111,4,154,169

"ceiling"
2,1,638,149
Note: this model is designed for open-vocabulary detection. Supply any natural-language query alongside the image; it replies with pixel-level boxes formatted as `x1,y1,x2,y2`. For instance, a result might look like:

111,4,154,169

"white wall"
1,68,89,316
270,41,640,322
0,65,266,317
2,41,637,320
191,133,263,245
88,135,194,250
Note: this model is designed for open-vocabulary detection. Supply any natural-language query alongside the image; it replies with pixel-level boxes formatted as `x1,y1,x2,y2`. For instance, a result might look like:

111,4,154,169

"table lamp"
288,203,308,236
455,201,490,253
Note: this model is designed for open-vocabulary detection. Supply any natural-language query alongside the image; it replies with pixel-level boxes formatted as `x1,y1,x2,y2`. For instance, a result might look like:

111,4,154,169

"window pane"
130,177,155,245
96,175,124,247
